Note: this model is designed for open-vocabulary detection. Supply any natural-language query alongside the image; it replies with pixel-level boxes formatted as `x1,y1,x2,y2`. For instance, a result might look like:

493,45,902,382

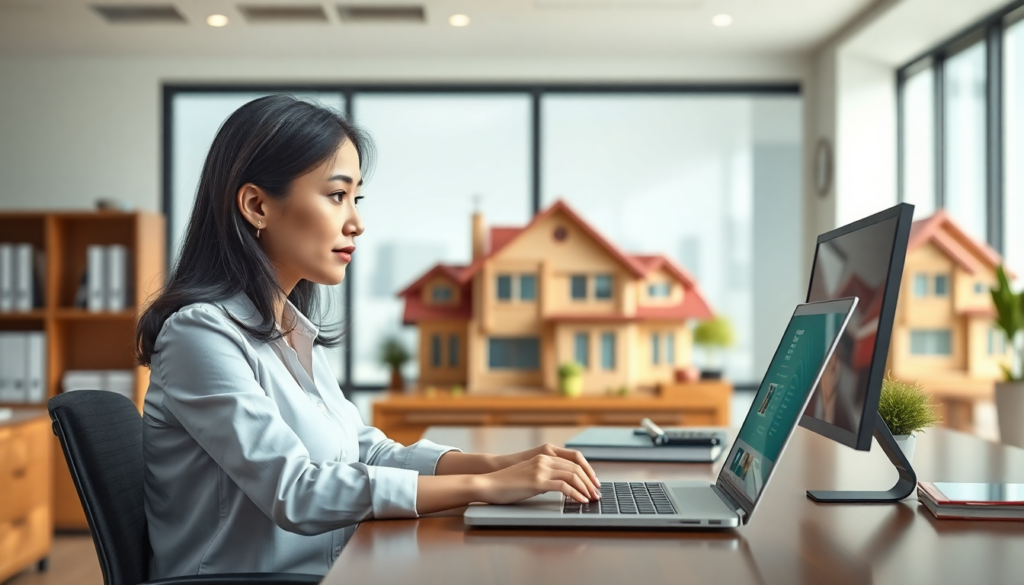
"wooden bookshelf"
0,211,166,529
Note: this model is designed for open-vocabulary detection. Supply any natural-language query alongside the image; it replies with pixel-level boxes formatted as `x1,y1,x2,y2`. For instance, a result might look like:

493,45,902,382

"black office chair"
48,391,322,585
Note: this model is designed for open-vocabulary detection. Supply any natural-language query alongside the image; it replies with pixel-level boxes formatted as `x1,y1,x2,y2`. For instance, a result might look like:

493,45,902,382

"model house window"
651,334,660,365
600,332,616,370
496,275,513,301
574,332,589,368
910,329,952,356
913,274,928,297
934,274,949,296
975,282,986,294
666,333,675,365
431,334,442,367
648,282,671,298
488,337,540,370
989,328,1006,355
448,335,459,368
570,275,587,300
594,275,613,299
520,274,537,301
431,285,453,302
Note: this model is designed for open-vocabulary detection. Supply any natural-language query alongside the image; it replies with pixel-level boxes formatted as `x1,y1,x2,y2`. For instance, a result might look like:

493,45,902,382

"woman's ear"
237,183,269,230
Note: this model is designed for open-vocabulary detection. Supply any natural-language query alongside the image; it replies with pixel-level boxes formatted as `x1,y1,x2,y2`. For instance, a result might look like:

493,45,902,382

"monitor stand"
806,413,917,503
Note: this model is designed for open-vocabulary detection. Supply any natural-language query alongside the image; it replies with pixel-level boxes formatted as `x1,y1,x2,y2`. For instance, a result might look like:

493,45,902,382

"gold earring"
257,220,262,239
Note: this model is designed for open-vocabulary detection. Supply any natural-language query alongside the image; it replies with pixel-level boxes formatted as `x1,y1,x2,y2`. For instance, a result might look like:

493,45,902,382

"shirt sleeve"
356,422,462,476
152,305,421,536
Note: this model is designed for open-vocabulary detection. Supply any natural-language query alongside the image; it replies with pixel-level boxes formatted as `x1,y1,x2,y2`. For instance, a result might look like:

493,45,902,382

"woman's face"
254,139,364,290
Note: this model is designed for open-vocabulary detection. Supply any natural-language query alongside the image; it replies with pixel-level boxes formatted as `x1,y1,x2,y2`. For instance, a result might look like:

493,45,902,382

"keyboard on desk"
562,482,677,515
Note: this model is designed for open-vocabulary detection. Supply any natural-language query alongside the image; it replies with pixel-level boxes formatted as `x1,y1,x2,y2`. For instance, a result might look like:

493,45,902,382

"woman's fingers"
547,466,597,502
553,447,600,487
544,478,589,504
545,457,599,499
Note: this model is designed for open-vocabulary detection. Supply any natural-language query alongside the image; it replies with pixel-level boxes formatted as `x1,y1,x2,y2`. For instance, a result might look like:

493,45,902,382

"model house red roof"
398,200,714,324
908,210,1003,274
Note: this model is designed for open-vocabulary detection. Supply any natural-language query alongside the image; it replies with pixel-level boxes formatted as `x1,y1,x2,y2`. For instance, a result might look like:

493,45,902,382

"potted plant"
991,265,1024,448
558,362,584,398
692,316,734,380
877,374,941,463
379,336,410,393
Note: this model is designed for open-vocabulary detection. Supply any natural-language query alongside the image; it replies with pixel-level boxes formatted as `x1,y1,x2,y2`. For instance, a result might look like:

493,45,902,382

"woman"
137,95,600,579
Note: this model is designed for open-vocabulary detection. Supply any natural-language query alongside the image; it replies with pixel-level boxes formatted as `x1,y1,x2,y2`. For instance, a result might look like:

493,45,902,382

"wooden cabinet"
0,211,166,529
373,382,731,446
0,410,52,582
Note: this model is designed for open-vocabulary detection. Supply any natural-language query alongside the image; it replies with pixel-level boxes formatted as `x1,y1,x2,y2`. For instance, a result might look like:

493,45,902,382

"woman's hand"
476,452,600,504
493,443,600,489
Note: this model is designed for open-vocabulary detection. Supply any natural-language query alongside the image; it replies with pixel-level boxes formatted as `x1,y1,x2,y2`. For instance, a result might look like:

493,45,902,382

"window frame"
163,81,800,393
496,274,514,301
519,274,537,301
570,275,588,301
897,1,1024,254
594,274,613,300
574,332,590,368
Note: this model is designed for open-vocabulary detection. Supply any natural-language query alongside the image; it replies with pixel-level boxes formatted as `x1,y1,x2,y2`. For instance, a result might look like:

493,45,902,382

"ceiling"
0,0,875,59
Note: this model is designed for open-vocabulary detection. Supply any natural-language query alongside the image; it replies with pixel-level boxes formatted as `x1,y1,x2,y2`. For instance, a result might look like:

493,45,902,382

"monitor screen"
801,206,912,450
719,299,854,508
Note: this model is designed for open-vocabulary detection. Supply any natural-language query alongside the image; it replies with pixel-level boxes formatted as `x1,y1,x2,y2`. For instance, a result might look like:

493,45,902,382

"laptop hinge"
711,482,748,522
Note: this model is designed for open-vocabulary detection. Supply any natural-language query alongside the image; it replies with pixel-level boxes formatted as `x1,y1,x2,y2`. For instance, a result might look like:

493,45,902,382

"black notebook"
565,427,727,462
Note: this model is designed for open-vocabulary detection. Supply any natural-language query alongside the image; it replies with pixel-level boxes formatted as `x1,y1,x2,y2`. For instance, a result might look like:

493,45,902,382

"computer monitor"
799,203,915,452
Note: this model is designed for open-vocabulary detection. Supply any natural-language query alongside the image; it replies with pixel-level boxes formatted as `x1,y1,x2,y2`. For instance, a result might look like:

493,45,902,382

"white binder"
87,245,107,313
106,245,128,311
7,333,26,403
25,332,47,404
0,332,12,400
0,244,13,312
14,243,34,312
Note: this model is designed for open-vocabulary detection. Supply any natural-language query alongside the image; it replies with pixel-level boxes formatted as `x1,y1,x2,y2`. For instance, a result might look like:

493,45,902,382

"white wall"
0,54,809,213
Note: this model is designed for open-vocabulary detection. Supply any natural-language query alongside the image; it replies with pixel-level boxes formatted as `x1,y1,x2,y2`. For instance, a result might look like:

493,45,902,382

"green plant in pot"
991,265,1024,448
877,374,940,463
558,362,584,398
692,316,734,380
379,336,410,393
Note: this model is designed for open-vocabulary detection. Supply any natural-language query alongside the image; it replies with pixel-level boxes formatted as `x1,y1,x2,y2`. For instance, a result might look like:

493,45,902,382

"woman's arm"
435,445,600,488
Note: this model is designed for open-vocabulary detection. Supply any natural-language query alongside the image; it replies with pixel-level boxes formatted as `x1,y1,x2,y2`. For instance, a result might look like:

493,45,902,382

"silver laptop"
464,297,858,529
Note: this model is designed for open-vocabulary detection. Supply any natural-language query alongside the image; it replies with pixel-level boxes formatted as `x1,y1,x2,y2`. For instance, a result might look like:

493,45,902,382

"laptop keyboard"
561,482,676,515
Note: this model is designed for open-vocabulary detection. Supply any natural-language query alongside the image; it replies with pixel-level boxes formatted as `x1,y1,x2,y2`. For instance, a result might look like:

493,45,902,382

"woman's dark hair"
136,94,373,366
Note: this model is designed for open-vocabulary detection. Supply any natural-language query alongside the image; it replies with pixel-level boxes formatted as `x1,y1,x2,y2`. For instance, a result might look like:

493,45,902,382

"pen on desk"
640,417,668,446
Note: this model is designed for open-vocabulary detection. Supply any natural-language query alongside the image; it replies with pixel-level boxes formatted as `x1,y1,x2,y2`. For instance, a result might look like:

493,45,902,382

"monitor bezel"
798,203,915,452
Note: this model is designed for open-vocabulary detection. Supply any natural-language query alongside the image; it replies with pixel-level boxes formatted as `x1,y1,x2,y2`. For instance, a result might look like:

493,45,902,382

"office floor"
10,391,1000,585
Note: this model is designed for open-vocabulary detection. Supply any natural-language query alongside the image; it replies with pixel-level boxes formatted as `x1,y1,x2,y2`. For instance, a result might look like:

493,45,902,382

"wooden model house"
397,200,713,395
887,210,1010,418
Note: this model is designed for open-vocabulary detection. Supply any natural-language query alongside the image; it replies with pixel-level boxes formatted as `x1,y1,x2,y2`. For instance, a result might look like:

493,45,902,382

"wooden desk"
327,426,1024,585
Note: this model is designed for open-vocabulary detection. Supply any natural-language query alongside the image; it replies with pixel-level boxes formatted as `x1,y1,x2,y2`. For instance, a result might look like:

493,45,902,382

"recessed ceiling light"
449,14,470,27
712,14,732,27
207,14,229,27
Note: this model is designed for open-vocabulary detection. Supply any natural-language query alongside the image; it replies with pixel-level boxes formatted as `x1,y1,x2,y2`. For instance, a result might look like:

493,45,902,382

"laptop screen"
718,299,855,511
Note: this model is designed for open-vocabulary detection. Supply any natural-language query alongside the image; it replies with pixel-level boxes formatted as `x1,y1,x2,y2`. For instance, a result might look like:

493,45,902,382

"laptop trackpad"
672,486,737,518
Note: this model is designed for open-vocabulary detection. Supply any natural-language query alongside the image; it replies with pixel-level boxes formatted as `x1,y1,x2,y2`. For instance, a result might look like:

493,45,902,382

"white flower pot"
996,381,1024,449
893,434,916,464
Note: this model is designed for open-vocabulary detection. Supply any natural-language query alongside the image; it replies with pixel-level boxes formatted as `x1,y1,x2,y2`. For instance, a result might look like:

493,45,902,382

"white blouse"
142,293,457,579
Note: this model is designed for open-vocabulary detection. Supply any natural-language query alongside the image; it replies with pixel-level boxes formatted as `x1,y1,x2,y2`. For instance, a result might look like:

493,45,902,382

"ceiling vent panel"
92,4,186,23
337,5,425,23
239,4,329,23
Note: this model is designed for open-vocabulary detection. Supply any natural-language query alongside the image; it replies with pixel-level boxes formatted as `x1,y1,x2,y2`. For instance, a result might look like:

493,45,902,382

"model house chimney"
472,211,488,260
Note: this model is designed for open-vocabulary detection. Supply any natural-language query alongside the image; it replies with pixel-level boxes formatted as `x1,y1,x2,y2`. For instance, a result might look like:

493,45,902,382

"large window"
1007,11,1024,277
166,85,802,389
488,337,540,370
898,4,1024,264
944,40,988,242
910,329,953,356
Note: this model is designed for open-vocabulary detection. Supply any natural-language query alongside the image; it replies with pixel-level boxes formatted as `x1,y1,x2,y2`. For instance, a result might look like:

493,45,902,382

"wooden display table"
0,409,51,582
373,381,731,446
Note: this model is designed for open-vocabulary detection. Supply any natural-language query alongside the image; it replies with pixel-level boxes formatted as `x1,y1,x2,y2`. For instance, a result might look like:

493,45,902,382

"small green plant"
558,362,584,379
378,336,411,369
991,264,1024,381
693,316,735,368
617,385,629,397
877,374,941,436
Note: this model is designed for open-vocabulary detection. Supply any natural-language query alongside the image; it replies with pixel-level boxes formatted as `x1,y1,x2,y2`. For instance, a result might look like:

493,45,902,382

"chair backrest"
49,390,150,585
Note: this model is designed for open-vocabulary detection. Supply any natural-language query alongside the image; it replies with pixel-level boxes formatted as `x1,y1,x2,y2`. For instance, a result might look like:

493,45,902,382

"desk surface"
327,426,1024,585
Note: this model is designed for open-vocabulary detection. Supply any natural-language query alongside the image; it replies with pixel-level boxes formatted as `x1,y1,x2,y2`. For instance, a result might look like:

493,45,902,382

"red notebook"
918,482,1024,521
